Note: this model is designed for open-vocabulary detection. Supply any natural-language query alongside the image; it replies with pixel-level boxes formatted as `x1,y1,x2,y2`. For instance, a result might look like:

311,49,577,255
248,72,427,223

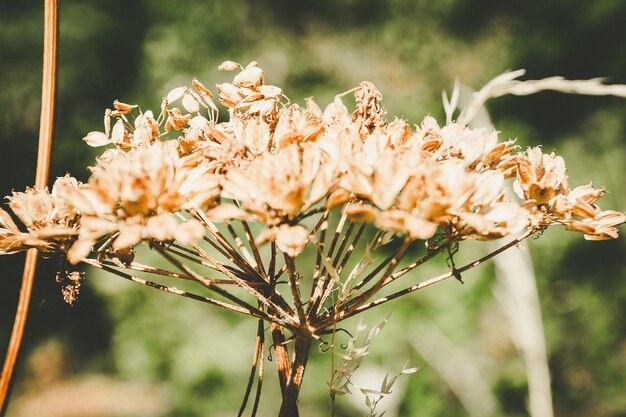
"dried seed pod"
113,100,138,114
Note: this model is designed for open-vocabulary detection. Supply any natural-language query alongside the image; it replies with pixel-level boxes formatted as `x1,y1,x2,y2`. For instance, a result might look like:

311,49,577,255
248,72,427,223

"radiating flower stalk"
2,61,625,416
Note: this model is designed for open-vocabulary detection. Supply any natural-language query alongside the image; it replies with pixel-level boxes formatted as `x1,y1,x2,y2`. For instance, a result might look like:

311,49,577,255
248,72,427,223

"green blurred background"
1,1,625,416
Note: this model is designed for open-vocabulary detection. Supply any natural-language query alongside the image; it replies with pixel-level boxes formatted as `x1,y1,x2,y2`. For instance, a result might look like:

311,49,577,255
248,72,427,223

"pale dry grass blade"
458,70,626,125
492,241,554,417
411,322,499,417
468,92,555,417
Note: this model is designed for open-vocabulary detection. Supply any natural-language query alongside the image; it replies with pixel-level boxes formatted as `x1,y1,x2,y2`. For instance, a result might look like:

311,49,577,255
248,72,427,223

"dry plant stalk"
0,0,57,412
1,57,625,416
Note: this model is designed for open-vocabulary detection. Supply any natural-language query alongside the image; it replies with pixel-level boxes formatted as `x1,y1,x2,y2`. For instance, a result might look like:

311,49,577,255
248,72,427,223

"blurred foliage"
1,1,624,416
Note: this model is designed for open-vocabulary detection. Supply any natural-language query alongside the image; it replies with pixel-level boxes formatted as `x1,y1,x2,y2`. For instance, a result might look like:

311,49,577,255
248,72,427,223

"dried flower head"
57,142,218,263
1,60,625,417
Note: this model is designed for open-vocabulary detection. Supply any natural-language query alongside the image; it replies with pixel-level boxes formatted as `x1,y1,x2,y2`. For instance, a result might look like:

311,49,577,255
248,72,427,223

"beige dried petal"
178,171,220,209
192,78,213,98
182,92,201,113
550,195,573,218
146,213,177,241
166,108,192,131
111,119,129,146
114,224,143,249
566,221,597,235
174,221,205,243
221,169,256,202
8,187,55,229
32,225,76,239
371,153,412,210
243,117,270,154
0,232,29,255
403,215,438,239
308,160,338,206
0,207,19,232
216,83,242,108
584,228,619,241
236,92,264,107
345,204,378,222
218,60,240,71
595,210,626,227
248,99,276,116
528,182,556,204
375,210,407,234
113,100,137,114
83,131,110,147
203,94,220,114
133,127,151,146
515,158,534,189
340,166,374,200
254,228,277,246
323,96,350,125
305,97,322,115
569,184,605,205
276,224,309,257
258,85,282,98
462,213,491,235
484,202,526,224
571,200,599,219
472,173,504,205
104,109,112,137
188,115,209,130
79,216,117,239
67,238,96,264
233,65,264,88
387,119,411,147
326,189,351,210
166,86,187,103
301,145,321,184
566,209,624,240
205,204,248,221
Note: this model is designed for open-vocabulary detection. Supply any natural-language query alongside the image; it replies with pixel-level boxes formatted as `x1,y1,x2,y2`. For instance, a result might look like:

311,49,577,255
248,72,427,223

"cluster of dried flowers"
1,61,624,416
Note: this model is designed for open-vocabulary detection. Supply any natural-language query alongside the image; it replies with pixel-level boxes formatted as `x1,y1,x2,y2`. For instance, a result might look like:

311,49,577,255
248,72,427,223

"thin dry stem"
241,219,268,280
83,259,272,321
153,245,287,326
285,255,307,326
335,229,534,322
238,319,265,417
0,0,57,411
339,236,413,316
188,243,296,323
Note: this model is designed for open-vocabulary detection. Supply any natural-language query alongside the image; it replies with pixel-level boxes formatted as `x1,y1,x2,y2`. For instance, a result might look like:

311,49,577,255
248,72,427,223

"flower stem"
0,0,57,412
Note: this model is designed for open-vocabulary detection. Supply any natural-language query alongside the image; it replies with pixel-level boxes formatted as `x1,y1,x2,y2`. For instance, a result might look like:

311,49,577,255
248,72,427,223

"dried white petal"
276,224,309,257
218,60,240,71
182,92,201,113
83,131,110,147
166,86,187,103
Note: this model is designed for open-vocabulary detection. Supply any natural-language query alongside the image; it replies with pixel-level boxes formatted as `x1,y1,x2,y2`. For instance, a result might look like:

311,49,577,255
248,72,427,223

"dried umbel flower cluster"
1,61,624,416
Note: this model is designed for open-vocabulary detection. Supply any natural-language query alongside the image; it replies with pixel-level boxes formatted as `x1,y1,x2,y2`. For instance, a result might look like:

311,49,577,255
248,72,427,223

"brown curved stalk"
0,0,58,411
